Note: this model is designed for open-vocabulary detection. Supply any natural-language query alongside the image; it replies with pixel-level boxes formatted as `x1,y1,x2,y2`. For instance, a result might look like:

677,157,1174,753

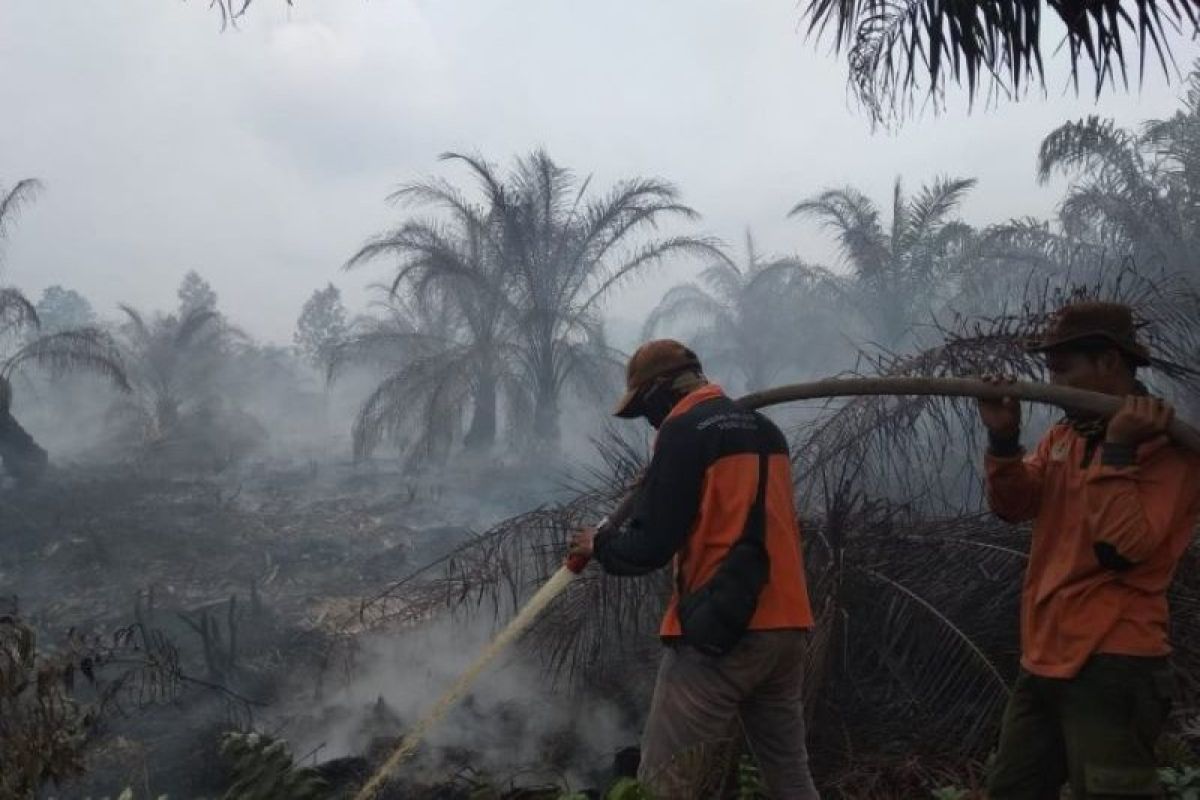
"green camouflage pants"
987,654,1174,799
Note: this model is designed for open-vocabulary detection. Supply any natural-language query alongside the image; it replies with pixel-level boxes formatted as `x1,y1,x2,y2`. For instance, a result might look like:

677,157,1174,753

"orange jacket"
986,423,1200,678
593,384,814,637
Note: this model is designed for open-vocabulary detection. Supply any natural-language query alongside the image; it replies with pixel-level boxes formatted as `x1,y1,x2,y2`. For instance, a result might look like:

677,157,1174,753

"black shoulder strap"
676,420,770,596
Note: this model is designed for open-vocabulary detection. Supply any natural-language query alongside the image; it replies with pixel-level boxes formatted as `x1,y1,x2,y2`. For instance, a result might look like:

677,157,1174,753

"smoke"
282,615,637,787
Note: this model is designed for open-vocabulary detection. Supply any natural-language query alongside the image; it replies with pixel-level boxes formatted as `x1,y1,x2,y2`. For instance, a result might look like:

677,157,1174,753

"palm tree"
643,231,847,392
457,151,722,445
347,178,518,456
111,305,225,446
327,286,527,465
802,1,1200,124
350,150,720,452
0,179,127,484
1037,66,1200,279
790,176,976,345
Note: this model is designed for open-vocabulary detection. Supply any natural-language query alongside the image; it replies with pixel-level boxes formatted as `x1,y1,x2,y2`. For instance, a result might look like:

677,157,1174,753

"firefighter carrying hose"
569,340,820,800
981,302,1200,799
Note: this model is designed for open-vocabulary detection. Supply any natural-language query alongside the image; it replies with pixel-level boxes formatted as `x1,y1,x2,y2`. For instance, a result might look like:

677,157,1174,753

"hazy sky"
1,1,1196,344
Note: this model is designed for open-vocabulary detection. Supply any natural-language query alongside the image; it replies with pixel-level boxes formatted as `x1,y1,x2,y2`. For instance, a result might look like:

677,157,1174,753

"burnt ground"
1,458,593,798
1,459,572,633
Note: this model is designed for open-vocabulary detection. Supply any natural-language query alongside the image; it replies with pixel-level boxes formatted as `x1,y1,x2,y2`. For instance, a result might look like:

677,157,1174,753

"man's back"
650,385,813,636
587,378,821,800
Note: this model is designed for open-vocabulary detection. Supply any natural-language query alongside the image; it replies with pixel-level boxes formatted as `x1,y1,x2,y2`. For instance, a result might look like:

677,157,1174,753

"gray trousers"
637,630,820,800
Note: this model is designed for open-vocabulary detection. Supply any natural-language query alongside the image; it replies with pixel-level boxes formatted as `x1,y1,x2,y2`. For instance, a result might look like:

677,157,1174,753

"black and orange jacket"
593,384,814,637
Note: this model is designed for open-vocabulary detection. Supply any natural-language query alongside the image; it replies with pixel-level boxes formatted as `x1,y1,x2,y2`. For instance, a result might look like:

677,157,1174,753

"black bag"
675,440,770,657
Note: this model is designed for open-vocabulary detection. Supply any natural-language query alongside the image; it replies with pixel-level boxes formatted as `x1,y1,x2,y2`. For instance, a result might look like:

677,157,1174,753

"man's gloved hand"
569,527,597,560
1106,395,1174,446
978,374,1021,437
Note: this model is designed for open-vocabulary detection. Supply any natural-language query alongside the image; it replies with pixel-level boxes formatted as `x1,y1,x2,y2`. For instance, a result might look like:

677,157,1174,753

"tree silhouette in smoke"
0,179,128,485
345,149,720,456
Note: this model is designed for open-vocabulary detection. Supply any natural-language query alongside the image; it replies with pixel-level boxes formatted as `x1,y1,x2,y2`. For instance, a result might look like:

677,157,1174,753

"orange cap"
613,339,701,418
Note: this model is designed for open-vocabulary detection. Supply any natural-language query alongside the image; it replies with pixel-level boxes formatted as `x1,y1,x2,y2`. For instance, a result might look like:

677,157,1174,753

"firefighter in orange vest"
570,340,820,800
980,302,1200,799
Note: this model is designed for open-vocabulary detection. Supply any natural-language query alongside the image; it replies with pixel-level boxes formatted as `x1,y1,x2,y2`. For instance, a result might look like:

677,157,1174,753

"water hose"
353,377,1199,798
595,377,1200,534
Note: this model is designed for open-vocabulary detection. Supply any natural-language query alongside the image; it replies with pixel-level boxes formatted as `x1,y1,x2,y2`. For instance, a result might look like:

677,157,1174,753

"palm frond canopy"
791,177,977,343
2,328,129,392
350,149,718,450
0,179,42,245
1034,76,1200,275
643,232,849,392
111,305,232,445
803,1,1200,123
0,288,40,339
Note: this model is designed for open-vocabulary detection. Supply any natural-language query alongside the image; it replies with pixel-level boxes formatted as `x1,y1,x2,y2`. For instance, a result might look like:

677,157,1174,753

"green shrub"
930,788,970,800
218,732,328,800
1160,766,1200,800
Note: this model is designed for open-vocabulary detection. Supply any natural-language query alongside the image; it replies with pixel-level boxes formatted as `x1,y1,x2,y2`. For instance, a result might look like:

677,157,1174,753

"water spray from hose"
352,523,602,800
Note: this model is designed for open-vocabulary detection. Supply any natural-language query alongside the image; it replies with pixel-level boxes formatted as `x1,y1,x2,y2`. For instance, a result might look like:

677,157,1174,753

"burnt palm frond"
800,497,1022,754
0,179,42,246
0,288,39,338
803,1,1200,124
791,267,1200,514
2,328,129,392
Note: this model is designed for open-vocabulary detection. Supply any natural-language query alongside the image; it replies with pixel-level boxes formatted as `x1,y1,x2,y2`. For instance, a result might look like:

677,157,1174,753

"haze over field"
3,3,1200,798
0,1,1187,344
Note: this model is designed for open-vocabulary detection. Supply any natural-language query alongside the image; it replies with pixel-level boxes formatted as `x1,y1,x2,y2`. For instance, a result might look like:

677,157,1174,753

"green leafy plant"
1161,766,1200,800
736,753,769,799
218,732,328,800
931,787,971,800
604,777,652,800
82,790,167,800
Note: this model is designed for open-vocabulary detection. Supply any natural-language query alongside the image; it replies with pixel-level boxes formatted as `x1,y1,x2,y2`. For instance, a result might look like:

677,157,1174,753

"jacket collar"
664,383,725,424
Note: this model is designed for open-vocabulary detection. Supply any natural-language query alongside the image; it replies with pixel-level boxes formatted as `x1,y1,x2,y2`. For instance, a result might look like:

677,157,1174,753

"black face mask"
638,379,678,429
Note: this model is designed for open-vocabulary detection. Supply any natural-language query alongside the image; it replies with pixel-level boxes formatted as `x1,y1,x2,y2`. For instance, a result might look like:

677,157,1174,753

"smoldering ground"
281,616,635,790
